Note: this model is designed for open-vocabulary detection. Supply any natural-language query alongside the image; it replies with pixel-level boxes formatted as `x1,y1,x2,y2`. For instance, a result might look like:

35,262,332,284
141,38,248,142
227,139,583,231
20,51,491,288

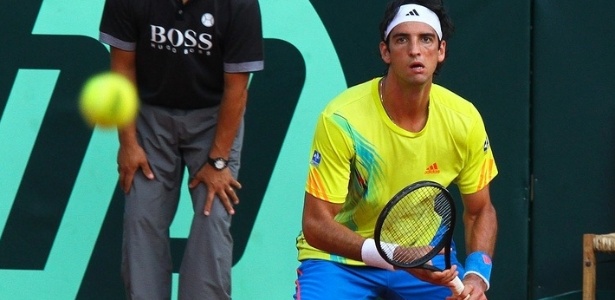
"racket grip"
449,276,465,296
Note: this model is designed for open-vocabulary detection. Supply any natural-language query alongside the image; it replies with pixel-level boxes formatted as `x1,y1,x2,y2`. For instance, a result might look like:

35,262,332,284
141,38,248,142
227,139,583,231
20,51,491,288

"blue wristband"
464,251,492,290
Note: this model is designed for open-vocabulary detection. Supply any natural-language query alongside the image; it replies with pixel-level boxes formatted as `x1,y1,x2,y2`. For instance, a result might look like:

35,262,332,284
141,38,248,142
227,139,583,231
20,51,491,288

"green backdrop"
0,0,613,299
531,0,615,298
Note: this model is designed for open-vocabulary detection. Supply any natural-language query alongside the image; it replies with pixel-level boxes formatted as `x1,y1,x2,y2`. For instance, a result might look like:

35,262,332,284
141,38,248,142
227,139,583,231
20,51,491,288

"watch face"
214,159,226,169
209,157,228,170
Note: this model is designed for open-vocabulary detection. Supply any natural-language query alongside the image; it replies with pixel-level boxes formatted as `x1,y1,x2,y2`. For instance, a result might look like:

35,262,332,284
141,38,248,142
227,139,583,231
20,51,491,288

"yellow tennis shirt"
296,78,498,265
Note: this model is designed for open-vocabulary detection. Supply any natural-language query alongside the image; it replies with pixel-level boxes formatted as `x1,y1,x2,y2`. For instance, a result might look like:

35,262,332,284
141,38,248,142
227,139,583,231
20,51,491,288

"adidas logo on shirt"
424,163,440,174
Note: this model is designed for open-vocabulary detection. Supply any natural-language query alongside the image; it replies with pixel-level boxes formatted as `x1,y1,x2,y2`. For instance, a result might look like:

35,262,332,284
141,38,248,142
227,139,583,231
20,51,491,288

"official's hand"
117,143,154,193
189,163,241,216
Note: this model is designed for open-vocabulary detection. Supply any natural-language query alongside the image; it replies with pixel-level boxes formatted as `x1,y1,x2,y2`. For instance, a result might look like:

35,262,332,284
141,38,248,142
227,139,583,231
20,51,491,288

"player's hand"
445,274,488,300
189,163,241,216
117,143,154,193
403,264,460,287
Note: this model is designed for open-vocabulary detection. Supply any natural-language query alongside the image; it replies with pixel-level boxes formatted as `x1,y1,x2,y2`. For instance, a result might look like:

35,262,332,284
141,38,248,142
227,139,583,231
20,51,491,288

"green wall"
531,0,615,298
0,0,613,299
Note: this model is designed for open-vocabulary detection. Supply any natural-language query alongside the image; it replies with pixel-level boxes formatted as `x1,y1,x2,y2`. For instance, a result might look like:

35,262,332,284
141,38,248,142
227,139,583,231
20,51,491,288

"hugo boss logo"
149,25,214,54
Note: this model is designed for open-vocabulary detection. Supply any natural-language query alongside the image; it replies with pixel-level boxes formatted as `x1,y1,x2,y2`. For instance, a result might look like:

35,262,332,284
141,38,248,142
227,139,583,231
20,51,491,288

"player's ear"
380,41,391,64
438,40,446,62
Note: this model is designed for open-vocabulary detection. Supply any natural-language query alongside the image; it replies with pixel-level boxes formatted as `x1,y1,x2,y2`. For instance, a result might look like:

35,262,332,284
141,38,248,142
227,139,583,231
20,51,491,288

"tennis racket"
374,180,465,296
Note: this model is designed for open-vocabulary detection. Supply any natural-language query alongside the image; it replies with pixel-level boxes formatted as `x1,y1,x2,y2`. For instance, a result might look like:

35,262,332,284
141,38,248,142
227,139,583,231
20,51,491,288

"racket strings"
379,186,454,265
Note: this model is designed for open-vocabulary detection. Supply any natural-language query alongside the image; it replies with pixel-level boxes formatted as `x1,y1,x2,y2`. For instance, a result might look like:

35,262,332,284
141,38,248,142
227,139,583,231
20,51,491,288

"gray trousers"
121,104,243,300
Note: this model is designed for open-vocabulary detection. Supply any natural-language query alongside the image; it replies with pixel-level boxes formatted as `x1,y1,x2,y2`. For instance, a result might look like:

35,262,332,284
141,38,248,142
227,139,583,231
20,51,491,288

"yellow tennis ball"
79,72,139,128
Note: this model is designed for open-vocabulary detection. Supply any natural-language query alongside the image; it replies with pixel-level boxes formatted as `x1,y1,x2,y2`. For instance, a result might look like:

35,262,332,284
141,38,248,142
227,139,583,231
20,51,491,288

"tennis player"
294,0,498,299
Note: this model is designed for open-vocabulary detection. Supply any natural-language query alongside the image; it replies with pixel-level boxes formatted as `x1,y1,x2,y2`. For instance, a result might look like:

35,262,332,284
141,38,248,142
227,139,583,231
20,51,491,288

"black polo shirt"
99,0,264,109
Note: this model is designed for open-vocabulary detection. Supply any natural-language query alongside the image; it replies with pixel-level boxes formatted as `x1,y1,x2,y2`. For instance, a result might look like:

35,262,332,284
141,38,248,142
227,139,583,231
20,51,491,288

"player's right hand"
403,264,460,287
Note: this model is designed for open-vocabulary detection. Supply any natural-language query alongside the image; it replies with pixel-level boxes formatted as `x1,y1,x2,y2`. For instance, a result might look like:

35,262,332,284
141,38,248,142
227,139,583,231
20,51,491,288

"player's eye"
394,36,409,44
421,36,434,44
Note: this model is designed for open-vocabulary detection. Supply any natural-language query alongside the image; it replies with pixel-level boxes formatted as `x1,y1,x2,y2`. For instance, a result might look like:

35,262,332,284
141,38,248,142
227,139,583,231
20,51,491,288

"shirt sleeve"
99,0,138,51
455,112,498,194
223,0,264,72
305,113,354,203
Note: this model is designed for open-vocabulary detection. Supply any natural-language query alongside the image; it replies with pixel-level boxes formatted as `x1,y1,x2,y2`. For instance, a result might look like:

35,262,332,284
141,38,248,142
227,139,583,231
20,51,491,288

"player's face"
380,22,446,86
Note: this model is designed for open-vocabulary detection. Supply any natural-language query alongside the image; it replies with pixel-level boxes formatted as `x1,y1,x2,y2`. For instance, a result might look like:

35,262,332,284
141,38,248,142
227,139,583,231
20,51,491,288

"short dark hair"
379,0,455,74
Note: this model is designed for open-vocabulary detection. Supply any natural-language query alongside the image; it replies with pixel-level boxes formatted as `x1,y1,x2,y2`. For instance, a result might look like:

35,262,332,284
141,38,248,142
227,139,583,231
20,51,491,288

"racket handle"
449,276,465,296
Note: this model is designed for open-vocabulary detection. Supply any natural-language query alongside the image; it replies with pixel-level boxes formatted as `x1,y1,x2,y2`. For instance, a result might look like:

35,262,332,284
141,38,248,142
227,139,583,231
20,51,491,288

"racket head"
374,180,457,269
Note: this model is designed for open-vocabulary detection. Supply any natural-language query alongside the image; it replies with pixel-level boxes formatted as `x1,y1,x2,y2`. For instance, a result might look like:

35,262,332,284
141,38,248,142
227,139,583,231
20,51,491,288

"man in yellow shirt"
294,0,498,299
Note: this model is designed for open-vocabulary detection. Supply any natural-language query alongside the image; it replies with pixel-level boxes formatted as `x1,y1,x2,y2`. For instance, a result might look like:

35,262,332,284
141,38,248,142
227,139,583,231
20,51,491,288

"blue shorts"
294,254,464,300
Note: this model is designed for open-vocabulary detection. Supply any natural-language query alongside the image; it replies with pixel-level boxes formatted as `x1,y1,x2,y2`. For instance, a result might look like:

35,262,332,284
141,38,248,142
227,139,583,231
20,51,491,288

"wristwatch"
208,157,228,170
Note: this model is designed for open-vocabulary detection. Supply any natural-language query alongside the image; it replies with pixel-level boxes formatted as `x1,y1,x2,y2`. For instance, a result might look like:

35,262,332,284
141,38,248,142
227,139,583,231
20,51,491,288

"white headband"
384,4,442,40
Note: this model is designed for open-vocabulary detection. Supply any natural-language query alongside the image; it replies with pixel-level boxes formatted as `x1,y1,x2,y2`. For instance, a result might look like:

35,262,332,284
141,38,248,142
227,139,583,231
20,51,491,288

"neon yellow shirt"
296,78,498,265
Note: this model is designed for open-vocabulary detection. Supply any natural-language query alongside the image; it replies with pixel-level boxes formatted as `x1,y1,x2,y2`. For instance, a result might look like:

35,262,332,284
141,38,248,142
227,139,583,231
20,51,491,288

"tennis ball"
79,72,138,128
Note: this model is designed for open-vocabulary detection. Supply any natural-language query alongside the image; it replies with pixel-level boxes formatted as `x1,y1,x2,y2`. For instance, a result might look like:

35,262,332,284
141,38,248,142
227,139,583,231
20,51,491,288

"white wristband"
361,238,395,270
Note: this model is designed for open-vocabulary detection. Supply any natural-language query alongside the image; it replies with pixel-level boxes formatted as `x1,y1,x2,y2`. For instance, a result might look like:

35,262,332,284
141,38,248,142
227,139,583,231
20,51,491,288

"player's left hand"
445,274,488,300
189,163,241,216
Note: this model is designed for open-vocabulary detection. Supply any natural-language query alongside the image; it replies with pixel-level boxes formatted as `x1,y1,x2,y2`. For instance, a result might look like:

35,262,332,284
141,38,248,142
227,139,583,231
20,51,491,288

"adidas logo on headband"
384,4,442,40
407,9,419,16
